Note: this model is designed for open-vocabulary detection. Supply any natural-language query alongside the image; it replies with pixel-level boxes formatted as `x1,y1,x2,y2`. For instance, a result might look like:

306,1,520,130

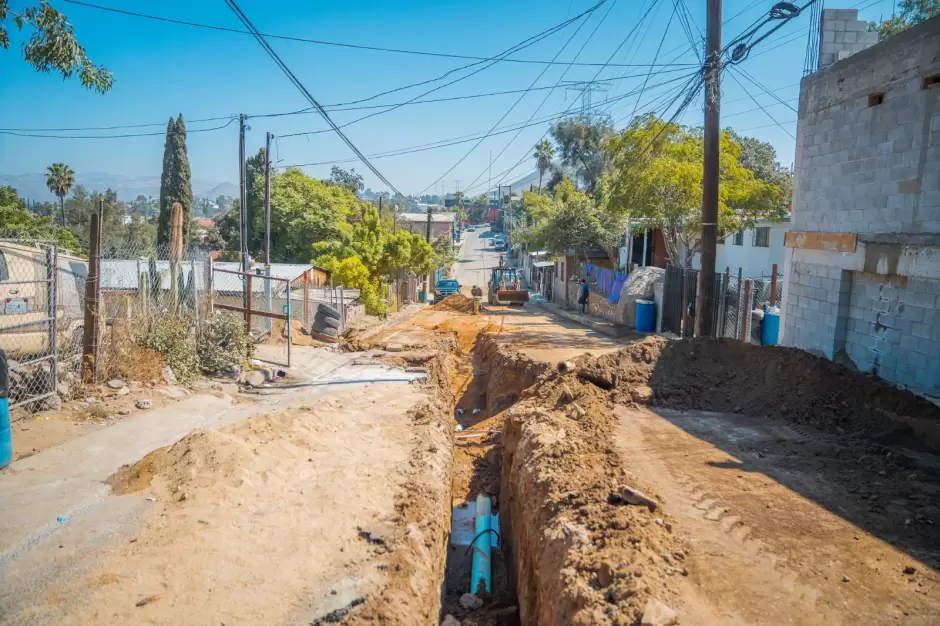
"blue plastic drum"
636,300,657,333
761,311,781,346
0,348,11,469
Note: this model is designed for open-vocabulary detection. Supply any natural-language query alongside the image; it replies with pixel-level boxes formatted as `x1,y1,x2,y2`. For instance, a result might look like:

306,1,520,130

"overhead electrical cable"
415,0,615,196
62,0,697,69
221,0,403,195
727,67,795,138
277,0,612,139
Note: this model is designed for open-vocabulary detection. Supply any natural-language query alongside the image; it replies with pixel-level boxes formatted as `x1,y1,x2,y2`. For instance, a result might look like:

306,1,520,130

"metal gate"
0,240,69,409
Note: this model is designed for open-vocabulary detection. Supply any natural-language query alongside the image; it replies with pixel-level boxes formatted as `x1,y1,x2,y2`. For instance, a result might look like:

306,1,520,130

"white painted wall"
687,220,789,278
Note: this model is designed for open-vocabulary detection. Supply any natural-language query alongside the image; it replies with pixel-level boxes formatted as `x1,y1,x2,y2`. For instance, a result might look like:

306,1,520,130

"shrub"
197,312,253,375
137,316,200,383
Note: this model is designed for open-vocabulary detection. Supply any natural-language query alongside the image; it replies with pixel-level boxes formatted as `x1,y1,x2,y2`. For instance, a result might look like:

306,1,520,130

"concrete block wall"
795,18,940,235
784,16,940,393
819,9,879,69
845,273,940,388
784,261,852,358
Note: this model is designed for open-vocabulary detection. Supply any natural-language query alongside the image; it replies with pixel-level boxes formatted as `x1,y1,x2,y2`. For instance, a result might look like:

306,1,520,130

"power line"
628,1,679,122
734,66,799,114
464,0,675,194
457,0,623,193
0,117,237,139
62,0,698,69
727,67,795,139
416,0,614,196
221,0,403,196
277,0,613,140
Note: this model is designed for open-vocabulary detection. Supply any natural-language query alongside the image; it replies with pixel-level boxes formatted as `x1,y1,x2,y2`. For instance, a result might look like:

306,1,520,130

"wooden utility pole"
264,132,272,266
239,114,249,274
81,201,103,384
696,0,722,337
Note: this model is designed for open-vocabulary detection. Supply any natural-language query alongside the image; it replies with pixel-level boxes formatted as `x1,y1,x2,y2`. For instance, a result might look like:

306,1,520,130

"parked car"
0,242,87,359
433,279,461,303
492,234,507,251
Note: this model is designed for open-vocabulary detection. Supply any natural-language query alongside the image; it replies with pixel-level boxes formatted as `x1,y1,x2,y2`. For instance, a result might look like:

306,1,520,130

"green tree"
45,162,75,227
0,185,80,250
869,0,939,39
522,178,624,265
550,115,614,194
0,1,113,93
157,115,193,248
730,131,793,208
329,166,364,195
533,138,555,192
604,114,782,267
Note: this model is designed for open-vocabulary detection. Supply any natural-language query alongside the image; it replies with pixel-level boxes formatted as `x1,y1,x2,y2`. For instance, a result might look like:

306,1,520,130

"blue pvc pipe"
469,494,492,594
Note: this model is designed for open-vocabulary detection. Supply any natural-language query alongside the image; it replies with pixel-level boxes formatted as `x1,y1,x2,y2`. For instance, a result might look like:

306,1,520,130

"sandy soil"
8,380,452,626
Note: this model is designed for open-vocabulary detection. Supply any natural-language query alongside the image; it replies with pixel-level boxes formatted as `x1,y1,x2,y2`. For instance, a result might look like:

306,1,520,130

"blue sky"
0,0,897,197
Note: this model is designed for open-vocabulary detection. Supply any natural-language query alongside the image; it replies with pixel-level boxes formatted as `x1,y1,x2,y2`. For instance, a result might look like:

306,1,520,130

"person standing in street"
577,279,589,314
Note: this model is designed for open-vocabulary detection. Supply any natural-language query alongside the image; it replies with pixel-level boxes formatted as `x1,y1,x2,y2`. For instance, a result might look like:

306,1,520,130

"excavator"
488,267,529,306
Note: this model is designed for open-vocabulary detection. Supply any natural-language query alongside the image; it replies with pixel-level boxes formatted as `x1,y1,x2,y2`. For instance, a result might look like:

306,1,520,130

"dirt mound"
432,294,474,314
500,351,686,625
473,334,549,416
107,414,303,497
584,337,940,440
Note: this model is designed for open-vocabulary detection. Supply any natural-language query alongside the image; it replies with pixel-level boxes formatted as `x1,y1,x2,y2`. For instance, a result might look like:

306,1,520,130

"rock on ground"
641,598,678,626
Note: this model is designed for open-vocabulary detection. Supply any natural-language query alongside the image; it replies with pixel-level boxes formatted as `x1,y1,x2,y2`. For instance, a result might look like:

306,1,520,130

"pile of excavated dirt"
474,335,549,416
581,336,940,441
432,294,475,314
499,349,687,625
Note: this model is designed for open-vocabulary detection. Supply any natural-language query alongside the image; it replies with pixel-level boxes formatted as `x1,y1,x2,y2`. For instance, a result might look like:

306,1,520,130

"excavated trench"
348,297,940,625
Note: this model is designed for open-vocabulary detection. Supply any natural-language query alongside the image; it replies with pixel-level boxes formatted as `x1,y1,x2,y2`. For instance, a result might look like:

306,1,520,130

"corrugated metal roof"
398,212,457,223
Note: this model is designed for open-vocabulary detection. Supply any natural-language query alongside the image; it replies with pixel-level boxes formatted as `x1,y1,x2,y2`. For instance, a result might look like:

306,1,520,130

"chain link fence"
0,237,84,409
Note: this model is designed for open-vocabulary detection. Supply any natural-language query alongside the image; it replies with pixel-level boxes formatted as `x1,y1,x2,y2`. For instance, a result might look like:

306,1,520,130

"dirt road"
0,346,451,625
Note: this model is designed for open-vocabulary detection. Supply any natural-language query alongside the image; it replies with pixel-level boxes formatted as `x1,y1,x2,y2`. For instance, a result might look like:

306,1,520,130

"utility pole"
696,0,722,338
238,114,248,275
264,132,272,266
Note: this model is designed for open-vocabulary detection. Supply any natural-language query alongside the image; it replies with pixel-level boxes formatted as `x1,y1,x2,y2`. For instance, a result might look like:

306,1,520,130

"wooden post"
718,266,730,338
303,272,310,328
770,263,778,307
82,204,102,384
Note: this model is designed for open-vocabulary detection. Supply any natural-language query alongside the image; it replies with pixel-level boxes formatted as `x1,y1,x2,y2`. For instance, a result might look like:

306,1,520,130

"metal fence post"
246,272,253,332
286,284,292,367
742,279,753,343
339,286,345,332
734,267,744,340
46,245,58,398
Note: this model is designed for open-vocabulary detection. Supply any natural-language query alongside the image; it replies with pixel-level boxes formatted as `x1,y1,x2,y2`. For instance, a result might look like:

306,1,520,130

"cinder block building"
782,13,940,394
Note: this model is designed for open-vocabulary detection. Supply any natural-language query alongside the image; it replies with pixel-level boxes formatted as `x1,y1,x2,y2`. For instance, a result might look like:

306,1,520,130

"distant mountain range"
0,173,238,203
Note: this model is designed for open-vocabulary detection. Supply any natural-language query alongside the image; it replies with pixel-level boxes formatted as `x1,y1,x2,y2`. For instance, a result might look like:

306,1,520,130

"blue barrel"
0,348,11,469
635,300,656,333
761,311,781,346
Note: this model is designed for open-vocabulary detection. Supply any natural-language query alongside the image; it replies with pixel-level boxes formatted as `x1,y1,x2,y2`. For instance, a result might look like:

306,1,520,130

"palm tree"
46,163,76,227
534,139,555,193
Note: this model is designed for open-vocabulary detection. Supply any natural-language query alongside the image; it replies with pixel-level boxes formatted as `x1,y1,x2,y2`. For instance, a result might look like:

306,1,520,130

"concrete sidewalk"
534,299,638,339
0,345,425,600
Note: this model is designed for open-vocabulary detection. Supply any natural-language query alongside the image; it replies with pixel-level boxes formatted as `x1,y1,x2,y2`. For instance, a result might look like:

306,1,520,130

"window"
868,92,884,106
753,227,771,248
924,73,940,90
733,229,744,246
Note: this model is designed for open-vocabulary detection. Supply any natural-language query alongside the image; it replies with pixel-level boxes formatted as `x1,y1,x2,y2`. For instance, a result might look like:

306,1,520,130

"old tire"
314,314,341,330
313,325,340,338
316,303,341,320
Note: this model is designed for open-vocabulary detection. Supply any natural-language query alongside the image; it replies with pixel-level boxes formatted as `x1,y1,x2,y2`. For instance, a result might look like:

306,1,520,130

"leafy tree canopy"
0,185,81,251
603,114,783,267
550,114,614,194
0,1,112,93
329,166,364,195
521,178,624,265
869,0,939,39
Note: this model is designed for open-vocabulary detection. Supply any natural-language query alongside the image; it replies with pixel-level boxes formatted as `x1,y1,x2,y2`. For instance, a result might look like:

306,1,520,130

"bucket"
635,300,656,333
761,311,780,346
0,348,11,469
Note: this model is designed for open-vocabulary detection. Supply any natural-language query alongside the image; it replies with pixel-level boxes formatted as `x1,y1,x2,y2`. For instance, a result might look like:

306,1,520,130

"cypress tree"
157,114,194,248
